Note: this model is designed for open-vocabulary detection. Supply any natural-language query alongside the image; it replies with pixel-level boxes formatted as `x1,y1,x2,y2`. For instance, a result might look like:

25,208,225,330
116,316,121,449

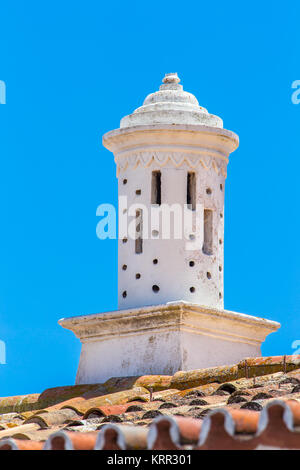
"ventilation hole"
135,209,143,254
206,272,211,279
189,234,195,241
153,259,158,265
220,184,223,191
190,287,195,293
189,261,195,267
203,209,213,255
122,265,127,271
152,285,160,293
152,230,159,237
122,291,127,298
122,237,128,244
219,265,222,272
151,171,161,205
206,188,212,195
136,273,141,279
187,172,196,210
123,179,127,185
220,213,223,218
136,189,141,195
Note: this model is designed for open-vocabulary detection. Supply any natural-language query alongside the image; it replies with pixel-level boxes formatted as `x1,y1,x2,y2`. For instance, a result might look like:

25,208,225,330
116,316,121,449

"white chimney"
59,73,280,384
103,73,237,311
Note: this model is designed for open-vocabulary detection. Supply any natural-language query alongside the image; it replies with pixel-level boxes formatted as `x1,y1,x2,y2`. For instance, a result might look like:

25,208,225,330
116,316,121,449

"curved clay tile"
43,430,98,450
83,404,129,419
95,424,148,450
24,408,80,428
196,409,256,450
0,438,43,450
148,416,181,450
95,424,126,450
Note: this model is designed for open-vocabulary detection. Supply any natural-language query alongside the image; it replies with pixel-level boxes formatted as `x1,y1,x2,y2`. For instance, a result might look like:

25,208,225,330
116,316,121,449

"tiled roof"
1,355,300,450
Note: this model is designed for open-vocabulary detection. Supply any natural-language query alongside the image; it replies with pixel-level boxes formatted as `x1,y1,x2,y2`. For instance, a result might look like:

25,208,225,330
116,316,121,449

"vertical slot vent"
203,209,213,255
135,209,143,254
187,172,196,210
151,171,161,205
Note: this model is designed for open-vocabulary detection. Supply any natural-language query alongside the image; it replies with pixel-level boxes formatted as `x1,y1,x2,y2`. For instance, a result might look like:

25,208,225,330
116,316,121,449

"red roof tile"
0,438,43,450
43,431,98,450
1,355,300,450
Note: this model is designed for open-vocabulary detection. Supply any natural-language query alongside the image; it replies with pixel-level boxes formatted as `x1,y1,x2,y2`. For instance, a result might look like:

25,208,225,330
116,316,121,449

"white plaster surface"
59,302,280,384
120,72,223,128
103,73,239,310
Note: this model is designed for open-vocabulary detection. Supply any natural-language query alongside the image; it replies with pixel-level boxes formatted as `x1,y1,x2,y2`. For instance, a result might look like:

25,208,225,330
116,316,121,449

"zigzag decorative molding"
115,152,228,178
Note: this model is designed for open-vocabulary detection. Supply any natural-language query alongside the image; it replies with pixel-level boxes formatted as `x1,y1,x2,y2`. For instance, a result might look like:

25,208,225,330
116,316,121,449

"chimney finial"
162,72,180,84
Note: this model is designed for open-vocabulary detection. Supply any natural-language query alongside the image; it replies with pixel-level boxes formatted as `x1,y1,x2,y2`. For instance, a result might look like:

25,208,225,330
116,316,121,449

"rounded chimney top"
120,72,223,129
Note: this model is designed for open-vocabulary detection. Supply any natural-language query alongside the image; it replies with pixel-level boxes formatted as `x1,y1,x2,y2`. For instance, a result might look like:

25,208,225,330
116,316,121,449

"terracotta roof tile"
1,355,300,450
0,438,44,450
24,409,81,428
0,394,40,414
148,416,181,450
196,409,255,450
95,424,148,450
0,423,41,439
57,387,149,415
83,404,130,419
43,430,98,450
11,430,61,441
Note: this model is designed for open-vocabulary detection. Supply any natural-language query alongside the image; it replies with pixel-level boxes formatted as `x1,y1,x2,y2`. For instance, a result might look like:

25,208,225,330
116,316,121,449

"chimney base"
59,301,280,385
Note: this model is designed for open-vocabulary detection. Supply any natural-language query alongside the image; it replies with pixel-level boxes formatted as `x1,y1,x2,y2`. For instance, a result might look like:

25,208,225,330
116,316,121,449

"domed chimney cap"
120,73,223,129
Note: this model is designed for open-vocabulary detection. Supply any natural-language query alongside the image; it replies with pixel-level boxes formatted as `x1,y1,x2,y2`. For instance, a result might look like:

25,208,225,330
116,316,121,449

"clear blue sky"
0,1,299,397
